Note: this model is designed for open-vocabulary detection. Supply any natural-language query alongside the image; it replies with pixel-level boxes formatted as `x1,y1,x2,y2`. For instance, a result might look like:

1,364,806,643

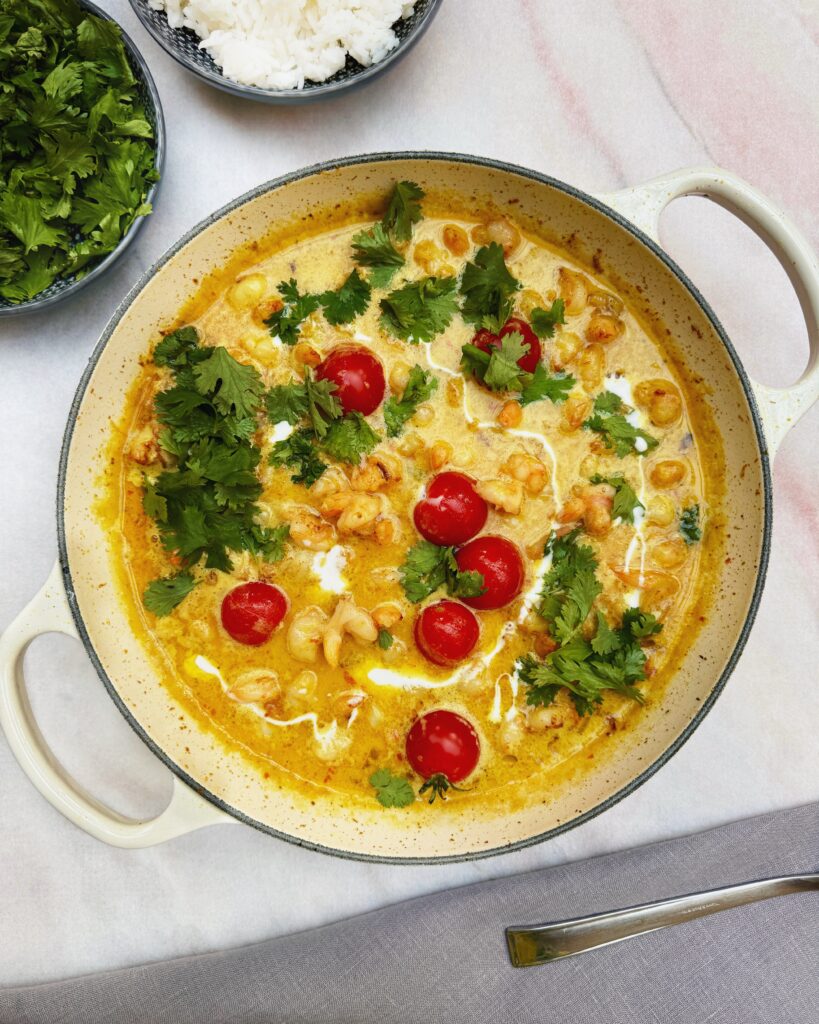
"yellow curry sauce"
102,186,724,813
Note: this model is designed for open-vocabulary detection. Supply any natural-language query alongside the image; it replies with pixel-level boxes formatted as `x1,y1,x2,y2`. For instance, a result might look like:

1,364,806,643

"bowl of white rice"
129,0,442,102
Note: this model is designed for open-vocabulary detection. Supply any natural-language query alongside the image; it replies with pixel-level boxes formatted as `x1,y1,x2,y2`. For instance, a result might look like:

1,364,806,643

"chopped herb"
369,768,415,808
382,180,425,242
266,371,342,440
265,279,321,345
383,365,439,437
518,530,663,715
319,268,371,325
0,0,159,303
519,362,575,406
351,222,404,288
143,573,196,617
144,328,288,608
379,276,459,343
590,473,644,524
584,391,659,457
377,628,394,650
322,412,381,464
269,428,328,486
530,299,566,338
459,243,520,331
680,504,702,544
461,332,529,392
399,541,485,603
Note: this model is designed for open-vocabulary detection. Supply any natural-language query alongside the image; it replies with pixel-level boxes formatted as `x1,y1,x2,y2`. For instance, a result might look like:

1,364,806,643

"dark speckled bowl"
128,0,443,103
0,0,165,319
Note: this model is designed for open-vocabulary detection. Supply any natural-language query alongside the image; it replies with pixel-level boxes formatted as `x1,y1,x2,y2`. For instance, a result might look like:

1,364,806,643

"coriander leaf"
266,371,342,439
379,276,459,343
193,346,265,419
399,541,485,603
679,504,702,544
459,243,520,331
253,523,290,563
538,530,600,638
269,428,327,486
369,768,415,808
382,180,425,242
590,611,619,655
377,628,394,650
530,299,567,338
584,392,659,457
461,332,531,393
0,194,63,253
319,269,371,325
322,412,380,464
383,365,438,437
153,326,201,368
621,607,663,639
351,222,404,288
143,573,196,617
590,473,644,524
264,279,320,345
265,384,308,426
519,362,574,406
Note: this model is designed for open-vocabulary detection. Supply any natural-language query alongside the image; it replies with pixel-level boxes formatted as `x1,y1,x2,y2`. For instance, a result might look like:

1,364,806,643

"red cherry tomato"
455,535,525,610
220,582,288,646
413,472,488,547
472,317,542,375
315,345,385,415
406,710,480,799
414,600,480,666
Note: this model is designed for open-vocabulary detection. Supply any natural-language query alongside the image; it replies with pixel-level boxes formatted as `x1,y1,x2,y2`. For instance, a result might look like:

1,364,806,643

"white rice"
150,0,417,91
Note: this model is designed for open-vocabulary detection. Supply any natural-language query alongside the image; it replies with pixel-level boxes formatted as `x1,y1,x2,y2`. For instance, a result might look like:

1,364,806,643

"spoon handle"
506,874,819,967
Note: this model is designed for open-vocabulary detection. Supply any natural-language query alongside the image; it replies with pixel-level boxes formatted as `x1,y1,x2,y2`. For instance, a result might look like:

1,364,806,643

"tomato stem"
418,773,464,804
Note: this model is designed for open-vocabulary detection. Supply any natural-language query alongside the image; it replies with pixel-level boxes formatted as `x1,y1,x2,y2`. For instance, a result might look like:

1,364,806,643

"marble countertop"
1,0,817,987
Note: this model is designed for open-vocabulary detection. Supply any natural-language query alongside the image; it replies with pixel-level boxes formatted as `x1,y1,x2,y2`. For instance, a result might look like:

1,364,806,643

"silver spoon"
506,874,819,967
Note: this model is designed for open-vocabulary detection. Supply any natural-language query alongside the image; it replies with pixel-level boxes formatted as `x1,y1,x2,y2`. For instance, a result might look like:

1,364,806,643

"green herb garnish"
382,180,425,242
377,628,394,650
384,365,439,437
584,392,659,457
264,279,321,345
399,541,485,603
680,504,702,544
530,299,566,338
322,412,381,464
266,371,342,440
459,243,520,331
369,768,415,808
351,222,404,288
269,428,328,486
589,473,644,524
461,331,529,392
319,268,371,325
143,573,196,617
519,363,574,405
0,0,159,303
379,276,459,343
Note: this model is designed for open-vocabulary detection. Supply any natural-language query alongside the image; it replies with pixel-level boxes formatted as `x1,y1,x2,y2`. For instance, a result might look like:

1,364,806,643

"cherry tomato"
471,317,542,374
406,709,480,801
413,472,488,547
220,582,288,646
315,345,385,415
455,535,525,610
414,600,480,666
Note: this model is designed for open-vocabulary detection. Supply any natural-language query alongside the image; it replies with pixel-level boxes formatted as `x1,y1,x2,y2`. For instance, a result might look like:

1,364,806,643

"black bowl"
0,0,165,319
128,0,443,103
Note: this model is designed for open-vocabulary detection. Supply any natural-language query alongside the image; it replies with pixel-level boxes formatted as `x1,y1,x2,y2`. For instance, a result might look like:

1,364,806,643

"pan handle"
0,561,235,847
597,167,819,456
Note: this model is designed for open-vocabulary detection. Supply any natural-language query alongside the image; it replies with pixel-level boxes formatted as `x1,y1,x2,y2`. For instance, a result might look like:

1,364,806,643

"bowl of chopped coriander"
0,0,165,317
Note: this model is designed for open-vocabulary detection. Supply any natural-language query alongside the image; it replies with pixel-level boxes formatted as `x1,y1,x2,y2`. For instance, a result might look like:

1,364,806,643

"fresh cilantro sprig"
589,474,644,524
382,180,425,242
459,243,520,331
351,222,404,288
269,428,328,486
680,504,702,544
377,629,394,650
530,299,566,338
519,363,574,405
322,412,381,463
319,269,371,325
266,370,342,440
399,541,485,603
369,769,415,808
518,530,662,715
265,279,321,345
144,327,289,613
0,0,159,303
383,365,439,437
461,334,573,404
584,392,659,457
379,276,459,343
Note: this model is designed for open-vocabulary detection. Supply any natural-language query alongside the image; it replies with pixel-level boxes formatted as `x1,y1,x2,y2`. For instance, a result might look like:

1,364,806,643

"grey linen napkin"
3,801,817,1024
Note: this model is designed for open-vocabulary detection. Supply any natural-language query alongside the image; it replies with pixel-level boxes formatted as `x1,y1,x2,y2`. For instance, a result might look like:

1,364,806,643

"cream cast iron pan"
1,156,817,861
